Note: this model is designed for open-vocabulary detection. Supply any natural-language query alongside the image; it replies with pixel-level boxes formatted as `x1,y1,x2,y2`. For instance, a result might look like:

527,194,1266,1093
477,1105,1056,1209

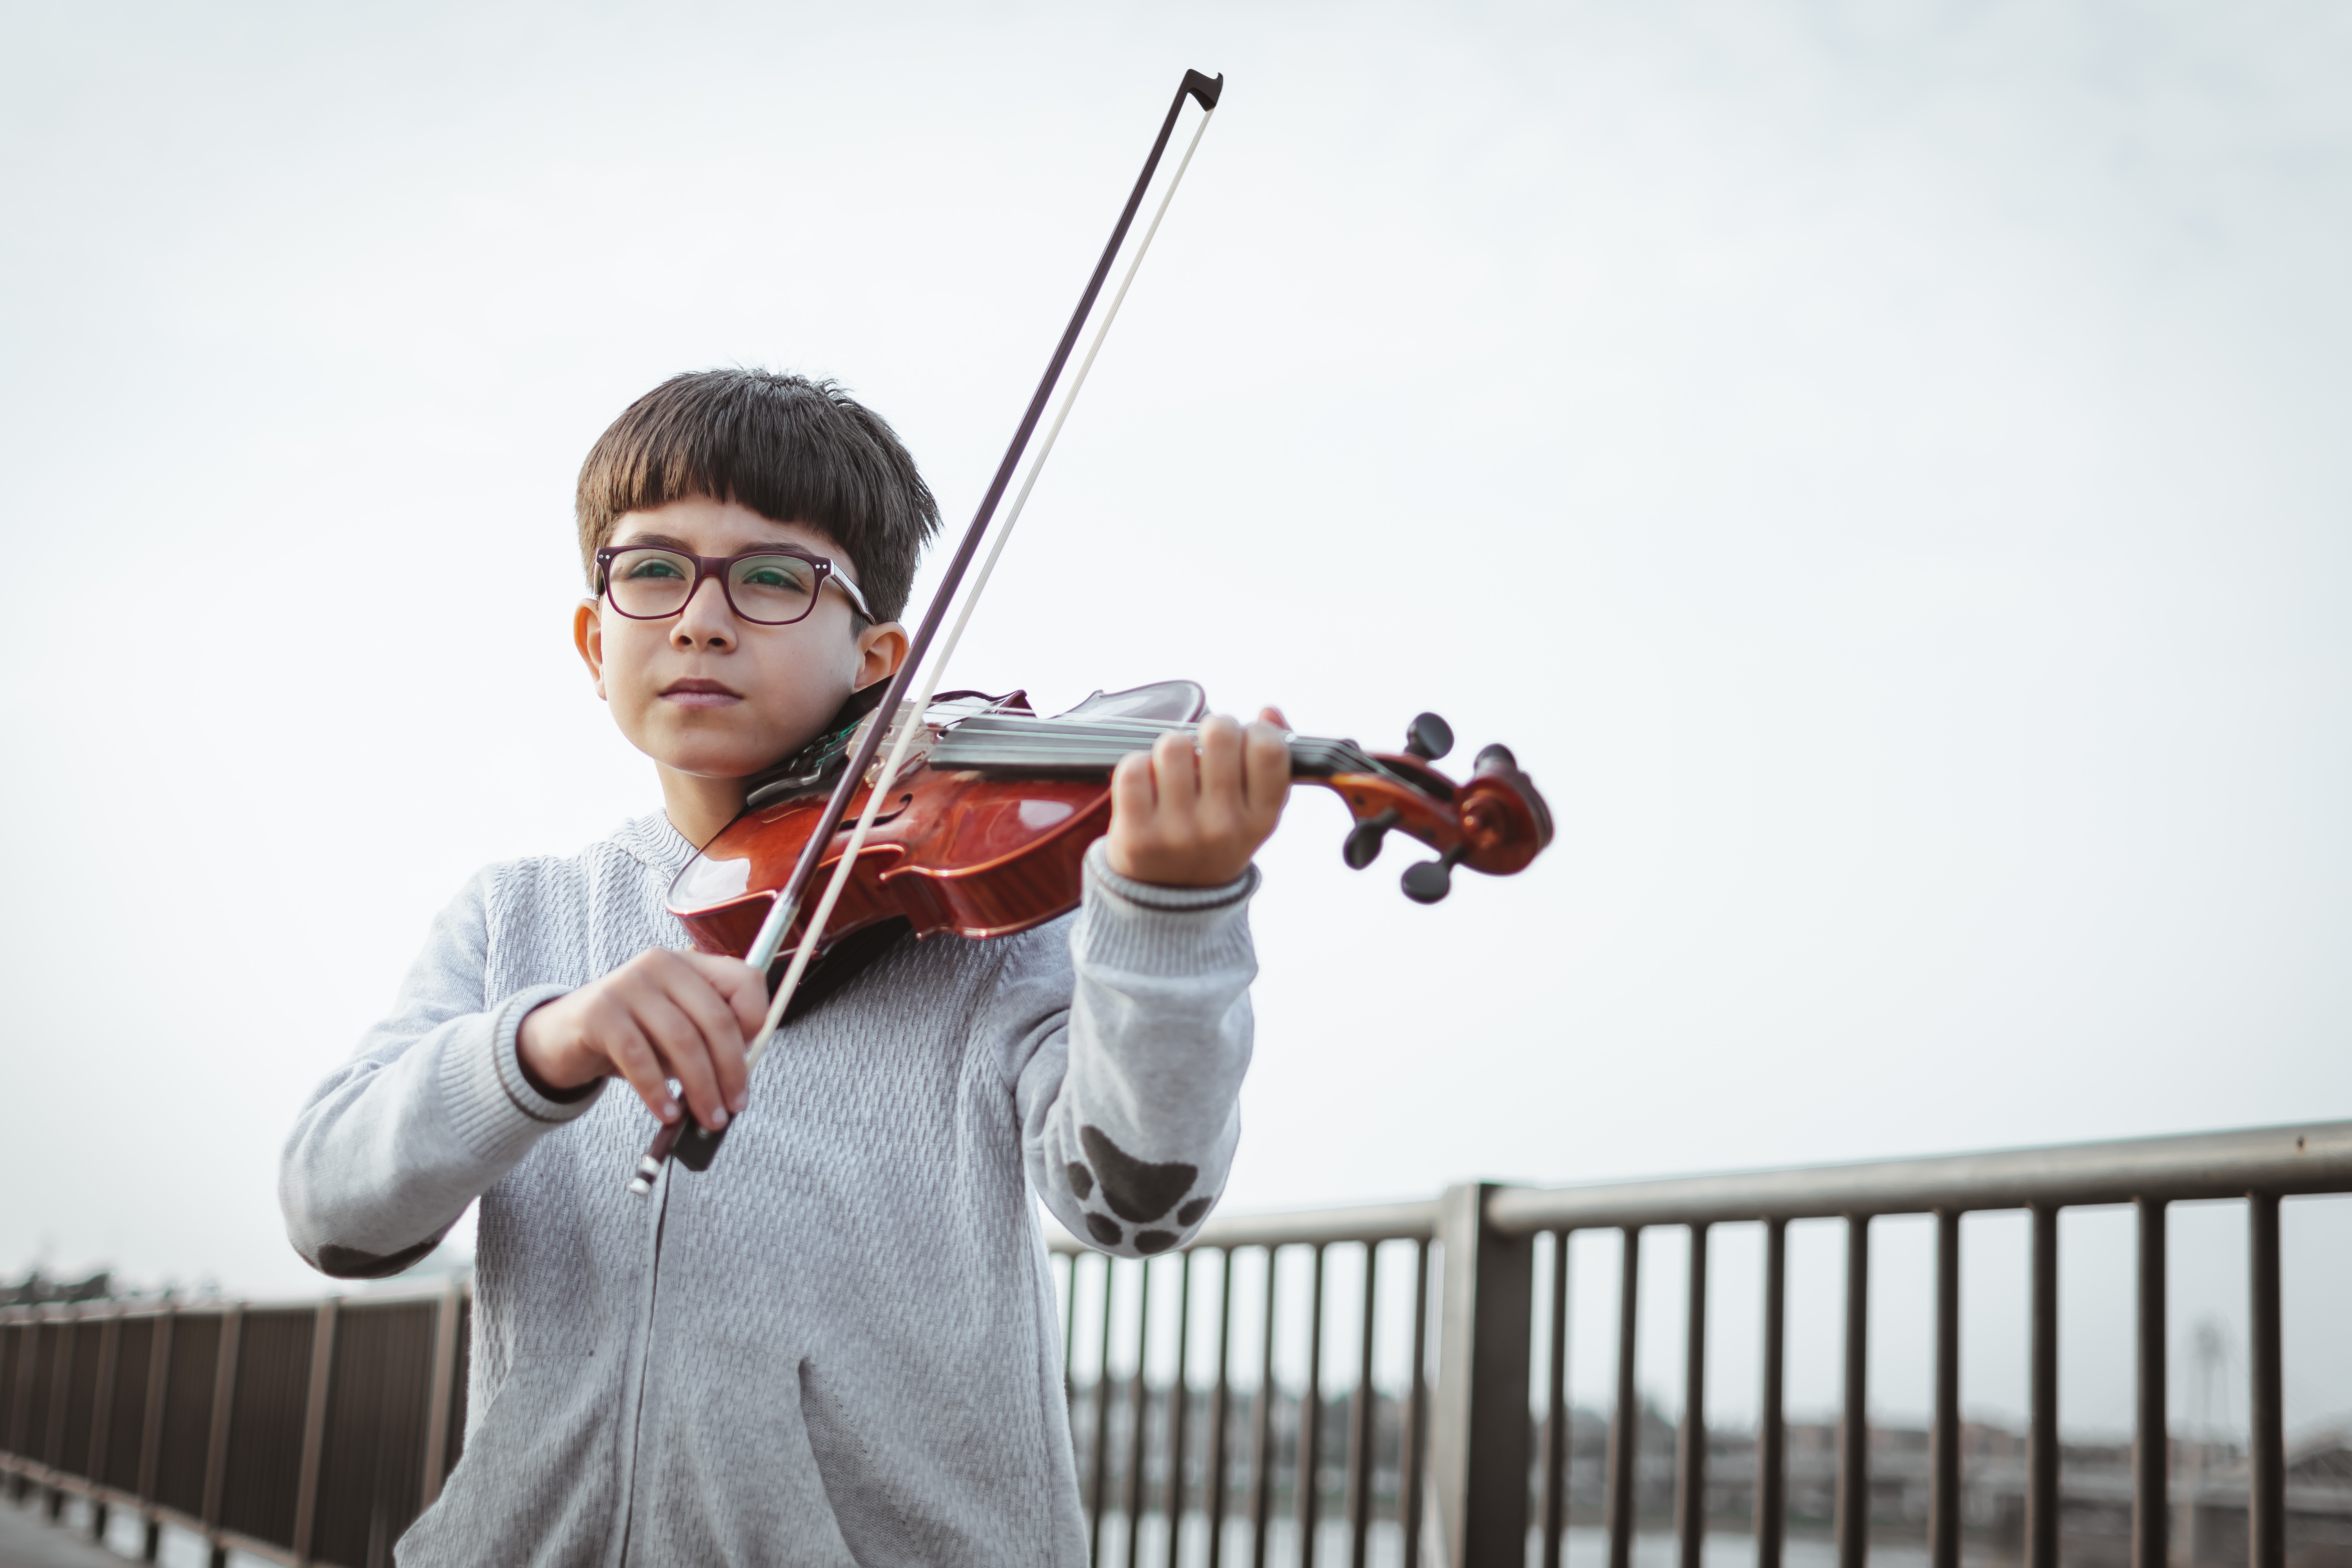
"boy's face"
573,495,906,786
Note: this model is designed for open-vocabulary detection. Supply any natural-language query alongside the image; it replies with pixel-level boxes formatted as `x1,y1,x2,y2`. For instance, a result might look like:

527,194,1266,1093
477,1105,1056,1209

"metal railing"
1048,1118,2352,1568
4,1119,2347,1568
0,1279,468,1568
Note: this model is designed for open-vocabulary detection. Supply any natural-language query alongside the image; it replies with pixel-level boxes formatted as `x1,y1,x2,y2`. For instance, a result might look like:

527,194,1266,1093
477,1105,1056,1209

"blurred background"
2,0,2347,1452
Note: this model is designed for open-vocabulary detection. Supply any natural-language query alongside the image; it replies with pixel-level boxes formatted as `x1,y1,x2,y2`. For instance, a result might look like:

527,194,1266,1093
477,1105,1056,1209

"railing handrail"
0,1277,472,1323
1486,1117,2352,1232
1044,1197,1440,1254
1042,1118,2352,1258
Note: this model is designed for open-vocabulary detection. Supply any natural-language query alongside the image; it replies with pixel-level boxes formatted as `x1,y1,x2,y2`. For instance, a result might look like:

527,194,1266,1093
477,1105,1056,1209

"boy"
279,368,1290,1565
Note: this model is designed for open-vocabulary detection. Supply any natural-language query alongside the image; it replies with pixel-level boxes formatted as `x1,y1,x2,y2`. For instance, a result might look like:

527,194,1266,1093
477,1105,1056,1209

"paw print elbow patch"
1085,1212,1123,1247
1078,1125,1198,1223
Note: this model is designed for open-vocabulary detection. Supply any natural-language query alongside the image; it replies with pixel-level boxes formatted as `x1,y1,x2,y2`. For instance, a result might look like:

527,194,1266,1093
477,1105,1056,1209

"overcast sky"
4,1,2348,1439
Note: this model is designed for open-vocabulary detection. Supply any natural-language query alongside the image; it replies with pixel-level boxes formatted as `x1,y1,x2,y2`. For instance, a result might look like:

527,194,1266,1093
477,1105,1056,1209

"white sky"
3,1,2347,1439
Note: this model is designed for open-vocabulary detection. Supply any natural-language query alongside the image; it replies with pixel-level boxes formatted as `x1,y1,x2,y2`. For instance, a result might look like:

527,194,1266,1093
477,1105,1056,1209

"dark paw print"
1085,1212,1123,1247
1080,1125,1197,1224
1134,1230,1178,1255
1067,1162,1094,1200
1177,1196,1214,1227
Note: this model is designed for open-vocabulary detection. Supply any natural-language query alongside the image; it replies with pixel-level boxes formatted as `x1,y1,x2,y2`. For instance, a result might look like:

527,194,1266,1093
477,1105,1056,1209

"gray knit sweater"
278,813,1258,1567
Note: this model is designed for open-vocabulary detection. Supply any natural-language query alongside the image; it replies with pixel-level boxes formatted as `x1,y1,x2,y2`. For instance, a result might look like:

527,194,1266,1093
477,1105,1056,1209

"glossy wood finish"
673,763,1111,957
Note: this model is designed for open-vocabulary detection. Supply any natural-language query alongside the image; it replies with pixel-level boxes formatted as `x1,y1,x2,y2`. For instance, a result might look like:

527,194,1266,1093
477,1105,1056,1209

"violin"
666,680,1553,962
626,69,1553,1192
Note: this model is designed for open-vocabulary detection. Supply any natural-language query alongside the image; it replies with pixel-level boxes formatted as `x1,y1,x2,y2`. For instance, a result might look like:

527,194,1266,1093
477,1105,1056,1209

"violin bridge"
855,699,938,788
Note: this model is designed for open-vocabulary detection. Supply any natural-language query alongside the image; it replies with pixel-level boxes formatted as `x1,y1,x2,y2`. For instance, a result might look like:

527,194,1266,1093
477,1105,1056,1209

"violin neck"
926,713,1401,785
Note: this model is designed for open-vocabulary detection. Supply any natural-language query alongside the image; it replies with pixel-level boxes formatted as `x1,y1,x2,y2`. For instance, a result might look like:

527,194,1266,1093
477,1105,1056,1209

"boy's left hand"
1107,708,1292,888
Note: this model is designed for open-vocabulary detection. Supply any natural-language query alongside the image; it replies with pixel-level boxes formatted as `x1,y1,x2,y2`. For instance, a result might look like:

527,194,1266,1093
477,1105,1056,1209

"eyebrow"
609,531,698,553
610,532,819,559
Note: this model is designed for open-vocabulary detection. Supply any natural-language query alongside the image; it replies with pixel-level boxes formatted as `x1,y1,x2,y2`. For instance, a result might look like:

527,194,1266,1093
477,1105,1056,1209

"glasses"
594,544,877,626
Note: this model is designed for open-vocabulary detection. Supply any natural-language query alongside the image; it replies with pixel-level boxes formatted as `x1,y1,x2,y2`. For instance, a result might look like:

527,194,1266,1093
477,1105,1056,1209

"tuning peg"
1401,843,1472,904
1343,808,1401,870
1474,742,1517,774
1404,712,1454,761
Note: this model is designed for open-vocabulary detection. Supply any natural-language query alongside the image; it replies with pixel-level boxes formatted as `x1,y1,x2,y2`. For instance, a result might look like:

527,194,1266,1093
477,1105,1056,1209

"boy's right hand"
516,949,766,1130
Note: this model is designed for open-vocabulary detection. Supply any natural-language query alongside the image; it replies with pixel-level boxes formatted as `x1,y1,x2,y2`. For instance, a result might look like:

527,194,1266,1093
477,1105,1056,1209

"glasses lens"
726,553,821,624
606,548,697,618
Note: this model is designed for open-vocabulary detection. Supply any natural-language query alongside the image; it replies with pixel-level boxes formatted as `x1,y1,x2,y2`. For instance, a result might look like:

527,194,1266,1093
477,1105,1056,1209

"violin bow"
630,68,1224,1194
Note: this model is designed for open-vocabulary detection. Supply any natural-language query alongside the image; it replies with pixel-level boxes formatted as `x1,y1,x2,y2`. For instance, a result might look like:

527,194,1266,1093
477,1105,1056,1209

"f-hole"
836,793,914,832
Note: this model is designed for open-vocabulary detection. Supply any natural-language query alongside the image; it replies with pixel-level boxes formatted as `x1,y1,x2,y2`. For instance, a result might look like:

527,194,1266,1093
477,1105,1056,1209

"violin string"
746,102,1219,1070
927,725,1387,781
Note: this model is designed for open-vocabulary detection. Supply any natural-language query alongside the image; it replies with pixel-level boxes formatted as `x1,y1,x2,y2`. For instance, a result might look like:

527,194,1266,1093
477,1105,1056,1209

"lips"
661,677,742,708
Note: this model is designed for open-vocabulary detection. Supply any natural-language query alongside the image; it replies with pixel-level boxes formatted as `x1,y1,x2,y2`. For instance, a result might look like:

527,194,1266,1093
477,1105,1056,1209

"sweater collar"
615,812,699,878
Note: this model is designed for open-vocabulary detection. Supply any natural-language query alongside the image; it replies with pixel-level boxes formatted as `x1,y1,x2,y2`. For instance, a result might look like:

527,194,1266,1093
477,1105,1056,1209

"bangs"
577,370,939,623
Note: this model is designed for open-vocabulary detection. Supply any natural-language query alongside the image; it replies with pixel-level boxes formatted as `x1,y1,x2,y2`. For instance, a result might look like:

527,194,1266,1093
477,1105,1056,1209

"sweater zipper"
614,1157,675,1568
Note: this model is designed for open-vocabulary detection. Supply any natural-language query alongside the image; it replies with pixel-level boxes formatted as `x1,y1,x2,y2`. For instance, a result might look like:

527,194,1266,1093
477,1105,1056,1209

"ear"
853,620,910,692
573,600,610,701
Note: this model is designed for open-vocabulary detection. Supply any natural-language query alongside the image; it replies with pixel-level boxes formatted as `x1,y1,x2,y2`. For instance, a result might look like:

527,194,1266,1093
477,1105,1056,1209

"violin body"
667,681,1555,964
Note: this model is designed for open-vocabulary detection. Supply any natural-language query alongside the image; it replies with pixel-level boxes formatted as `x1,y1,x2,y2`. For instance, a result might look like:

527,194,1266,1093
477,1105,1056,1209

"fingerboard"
928,712,1415,789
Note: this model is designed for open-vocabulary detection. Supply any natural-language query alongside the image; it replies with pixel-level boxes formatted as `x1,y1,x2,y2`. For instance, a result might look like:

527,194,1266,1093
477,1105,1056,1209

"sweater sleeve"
278,867,604,1279
1002,840,1258,1259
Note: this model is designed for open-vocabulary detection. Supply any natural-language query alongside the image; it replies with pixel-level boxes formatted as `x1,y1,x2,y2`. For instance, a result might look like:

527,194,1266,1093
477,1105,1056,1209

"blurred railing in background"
1,1280,466,1568
4,1121,2348,1568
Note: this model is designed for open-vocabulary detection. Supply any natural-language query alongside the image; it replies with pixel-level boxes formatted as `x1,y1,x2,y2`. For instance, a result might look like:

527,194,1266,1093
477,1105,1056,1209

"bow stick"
629,69,1224,1194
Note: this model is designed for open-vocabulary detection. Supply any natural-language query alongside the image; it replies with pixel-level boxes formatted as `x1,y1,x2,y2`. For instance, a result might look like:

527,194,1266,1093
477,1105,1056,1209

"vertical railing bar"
1541,1230,1571,1568
1400,1238,1430,1568
1066,1254,1082,1394
138,1307,172,1562
1092,1256,1119,1568
291,1298,339,1566
22,1313,41,1483
1679,1223,1710,1568
1607,1226,1641,1568
1930,1210,1960,1568
2027,1204,2059,1568
2248,1193,2284,1568
1209,1250,1235,1568
4,1309,25,1460
87,1307,120,1541
1062,1251,1081,1555
7,1310,33,1466
1837,1217,1868,1568
1758,1219,1786,1568
1347,1242,1378,1568
201,1302,244,1559
2133,1198,2167,1568
1165,1249,1194,1568
1296,1243,1326,1568
43,1305,74,1488
1125,1258,1155,1568
25,1311,44,1505
1250,1245,1279,1568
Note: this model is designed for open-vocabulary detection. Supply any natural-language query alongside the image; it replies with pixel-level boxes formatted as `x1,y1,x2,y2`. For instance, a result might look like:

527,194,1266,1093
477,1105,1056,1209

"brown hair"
575,369,940,622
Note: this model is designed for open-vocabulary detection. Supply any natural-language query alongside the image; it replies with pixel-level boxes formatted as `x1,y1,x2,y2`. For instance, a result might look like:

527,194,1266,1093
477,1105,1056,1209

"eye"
732,556,817,595
621,555,688,581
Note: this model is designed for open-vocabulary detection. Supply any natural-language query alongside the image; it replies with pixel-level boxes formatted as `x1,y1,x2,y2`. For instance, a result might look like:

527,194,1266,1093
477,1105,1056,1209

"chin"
665,747,774,780
637,727,773,780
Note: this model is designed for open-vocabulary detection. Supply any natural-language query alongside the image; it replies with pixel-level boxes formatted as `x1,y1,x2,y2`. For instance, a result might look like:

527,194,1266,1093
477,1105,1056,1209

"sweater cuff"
1075,840,1259,976
436,984,603,1160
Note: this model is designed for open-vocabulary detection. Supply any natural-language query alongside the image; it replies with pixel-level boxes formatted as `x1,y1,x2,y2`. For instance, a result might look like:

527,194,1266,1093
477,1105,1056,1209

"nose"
670,575,737,650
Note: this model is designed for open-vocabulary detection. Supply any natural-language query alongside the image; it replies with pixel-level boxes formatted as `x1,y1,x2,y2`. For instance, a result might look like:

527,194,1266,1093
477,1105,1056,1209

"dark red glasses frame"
593,544,877,626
